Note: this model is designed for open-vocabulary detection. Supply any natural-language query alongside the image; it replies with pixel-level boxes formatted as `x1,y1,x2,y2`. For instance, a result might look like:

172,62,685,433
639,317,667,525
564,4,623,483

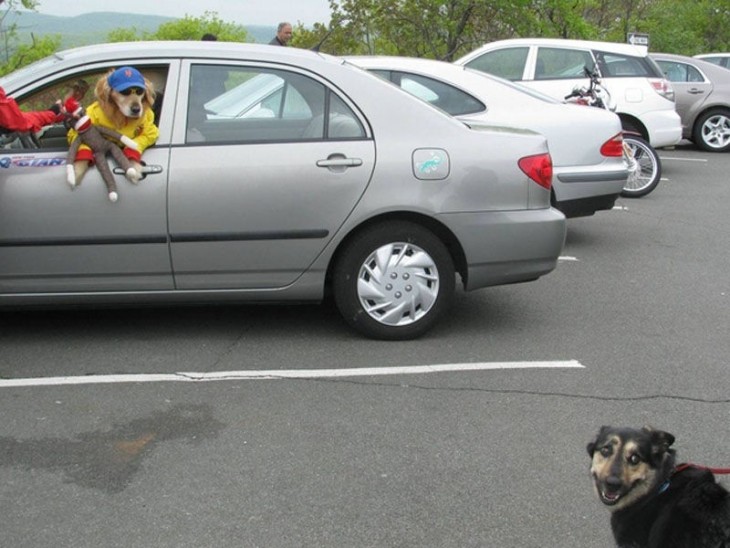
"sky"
28,0,333,27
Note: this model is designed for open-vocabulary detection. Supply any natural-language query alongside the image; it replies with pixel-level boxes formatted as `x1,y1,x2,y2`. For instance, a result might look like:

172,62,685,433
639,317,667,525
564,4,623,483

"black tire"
692,108,730,152
621,135,661,198
332,221,455,340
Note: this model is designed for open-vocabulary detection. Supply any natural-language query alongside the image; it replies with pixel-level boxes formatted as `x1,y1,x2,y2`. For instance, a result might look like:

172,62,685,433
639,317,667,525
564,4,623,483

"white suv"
455,38,682,148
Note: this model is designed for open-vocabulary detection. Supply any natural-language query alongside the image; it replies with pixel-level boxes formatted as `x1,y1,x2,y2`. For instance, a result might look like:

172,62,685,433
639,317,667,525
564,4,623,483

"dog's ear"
650,429,675,450
587,426,611,456
142,77,156,107
648,429,675,464
95,70,113,101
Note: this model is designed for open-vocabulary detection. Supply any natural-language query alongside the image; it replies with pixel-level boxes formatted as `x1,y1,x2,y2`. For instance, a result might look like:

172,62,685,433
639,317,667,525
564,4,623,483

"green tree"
107,11,250,43
0,32,59,76
643,0,730,54
295,0,525,60
1,0,39,64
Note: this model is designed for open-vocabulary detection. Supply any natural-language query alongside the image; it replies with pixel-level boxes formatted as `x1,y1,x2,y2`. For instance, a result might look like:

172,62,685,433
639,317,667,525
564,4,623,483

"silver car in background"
652,53,730,152
345,56,628,218
0,42,566,340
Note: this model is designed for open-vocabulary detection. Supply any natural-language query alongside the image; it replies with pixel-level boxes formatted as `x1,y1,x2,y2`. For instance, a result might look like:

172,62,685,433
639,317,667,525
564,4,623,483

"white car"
455,38,682,149
694,53,730,70
346,55,628,218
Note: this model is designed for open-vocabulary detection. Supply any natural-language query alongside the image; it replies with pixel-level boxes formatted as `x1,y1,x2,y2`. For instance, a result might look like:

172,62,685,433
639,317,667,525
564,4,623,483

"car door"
655,60,712,126
0,63,174,294
167,62,375,290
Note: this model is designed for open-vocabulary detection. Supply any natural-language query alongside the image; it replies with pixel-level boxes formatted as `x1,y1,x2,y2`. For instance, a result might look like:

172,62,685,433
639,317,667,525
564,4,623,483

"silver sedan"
653,52,730,152
0,42,566,340
345,55,629,218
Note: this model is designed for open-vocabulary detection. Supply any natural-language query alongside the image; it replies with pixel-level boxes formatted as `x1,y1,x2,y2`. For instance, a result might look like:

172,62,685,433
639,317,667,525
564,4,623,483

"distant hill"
6,11,275,49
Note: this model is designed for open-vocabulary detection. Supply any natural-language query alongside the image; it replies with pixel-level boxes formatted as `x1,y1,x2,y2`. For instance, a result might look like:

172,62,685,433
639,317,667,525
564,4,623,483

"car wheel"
692,108,730,152
333,221,455,340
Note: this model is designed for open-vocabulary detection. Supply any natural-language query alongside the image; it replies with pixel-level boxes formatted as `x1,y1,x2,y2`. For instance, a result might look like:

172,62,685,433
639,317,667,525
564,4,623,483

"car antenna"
311,18,348,52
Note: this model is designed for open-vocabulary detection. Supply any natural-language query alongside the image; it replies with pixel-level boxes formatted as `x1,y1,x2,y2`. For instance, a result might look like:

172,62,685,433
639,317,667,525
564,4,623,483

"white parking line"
0,361,584,388
660,156,708,162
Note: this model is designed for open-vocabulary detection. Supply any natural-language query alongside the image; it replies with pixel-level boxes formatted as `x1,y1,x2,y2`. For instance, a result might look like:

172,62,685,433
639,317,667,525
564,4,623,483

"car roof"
0,41,345,90
465,38,649,57
344,55,561,103
694,53,730,58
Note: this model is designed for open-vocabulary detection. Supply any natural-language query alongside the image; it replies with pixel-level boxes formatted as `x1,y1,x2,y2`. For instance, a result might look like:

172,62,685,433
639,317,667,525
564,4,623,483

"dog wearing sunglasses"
67,66,159,186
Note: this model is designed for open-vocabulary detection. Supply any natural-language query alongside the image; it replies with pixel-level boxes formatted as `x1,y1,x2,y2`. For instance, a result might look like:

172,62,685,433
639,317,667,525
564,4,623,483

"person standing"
269,22,292,46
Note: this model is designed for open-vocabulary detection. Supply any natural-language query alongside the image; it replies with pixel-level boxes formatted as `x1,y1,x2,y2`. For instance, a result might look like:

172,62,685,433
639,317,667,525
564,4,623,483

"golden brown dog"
69,66,159,185
94,69,156,128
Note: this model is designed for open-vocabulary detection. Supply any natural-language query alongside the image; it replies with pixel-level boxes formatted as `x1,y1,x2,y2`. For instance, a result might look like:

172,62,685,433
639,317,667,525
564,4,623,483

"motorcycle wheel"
621,135,661,198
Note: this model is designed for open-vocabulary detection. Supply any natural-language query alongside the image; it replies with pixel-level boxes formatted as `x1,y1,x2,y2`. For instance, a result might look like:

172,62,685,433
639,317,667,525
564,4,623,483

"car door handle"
316,157,363,168
113,164,164,179
687,88,705,95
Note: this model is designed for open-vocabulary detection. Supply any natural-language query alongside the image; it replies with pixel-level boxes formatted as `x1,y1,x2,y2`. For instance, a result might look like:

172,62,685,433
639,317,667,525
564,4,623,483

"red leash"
675,462,730,475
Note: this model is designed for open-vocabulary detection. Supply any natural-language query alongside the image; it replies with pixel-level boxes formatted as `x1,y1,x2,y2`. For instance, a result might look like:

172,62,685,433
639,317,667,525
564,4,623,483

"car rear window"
384,71,486,116
594,50,663,78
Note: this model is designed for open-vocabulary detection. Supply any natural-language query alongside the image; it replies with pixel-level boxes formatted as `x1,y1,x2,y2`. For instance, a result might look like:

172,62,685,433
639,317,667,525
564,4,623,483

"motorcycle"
565,67,661,198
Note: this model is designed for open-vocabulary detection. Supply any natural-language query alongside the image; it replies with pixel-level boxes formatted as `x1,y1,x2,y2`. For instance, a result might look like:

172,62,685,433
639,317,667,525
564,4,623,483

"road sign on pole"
627,33,650,48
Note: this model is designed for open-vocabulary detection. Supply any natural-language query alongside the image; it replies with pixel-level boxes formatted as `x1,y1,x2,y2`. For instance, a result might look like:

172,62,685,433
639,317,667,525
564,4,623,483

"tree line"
2,0,729,76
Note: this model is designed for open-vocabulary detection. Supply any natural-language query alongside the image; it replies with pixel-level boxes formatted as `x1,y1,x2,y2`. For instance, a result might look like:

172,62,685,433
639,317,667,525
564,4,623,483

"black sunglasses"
120,87,145,96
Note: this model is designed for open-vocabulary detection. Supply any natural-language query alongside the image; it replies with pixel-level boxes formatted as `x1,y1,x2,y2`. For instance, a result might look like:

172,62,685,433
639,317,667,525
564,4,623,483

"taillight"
649,78,675,102
519,153,553,190
601,133,624,157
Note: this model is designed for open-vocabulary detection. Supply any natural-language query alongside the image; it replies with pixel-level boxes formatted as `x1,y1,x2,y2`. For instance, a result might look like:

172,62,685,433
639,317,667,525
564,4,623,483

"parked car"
454,38,682,149
0,42,566,340
345,55,628,218
694,53,730,70
652,53,730,152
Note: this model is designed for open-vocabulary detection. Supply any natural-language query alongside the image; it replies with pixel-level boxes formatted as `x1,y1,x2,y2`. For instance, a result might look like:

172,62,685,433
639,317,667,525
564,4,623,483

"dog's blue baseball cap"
107,66,145,92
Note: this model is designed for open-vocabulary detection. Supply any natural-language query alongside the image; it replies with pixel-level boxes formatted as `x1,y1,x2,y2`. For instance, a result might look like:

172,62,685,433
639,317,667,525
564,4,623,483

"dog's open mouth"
599,488,622,506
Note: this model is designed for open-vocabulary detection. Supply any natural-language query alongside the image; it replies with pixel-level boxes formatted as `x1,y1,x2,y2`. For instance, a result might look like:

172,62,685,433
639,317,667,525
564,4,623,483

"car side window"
186,65,364,144
686,65,705,83
390,71,485,116
656,61,685,82
534,47,594,80
656,61,705,83
464,47,529,81
595,51,656,78
2,67,167,150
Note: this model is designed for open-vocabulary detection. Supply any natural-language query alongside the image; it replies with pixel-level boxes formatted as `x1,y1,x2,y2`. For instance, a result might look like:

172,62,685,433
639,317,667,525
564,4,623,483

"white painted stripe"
0,361,584,388
659,156,707,162
559,256,579,262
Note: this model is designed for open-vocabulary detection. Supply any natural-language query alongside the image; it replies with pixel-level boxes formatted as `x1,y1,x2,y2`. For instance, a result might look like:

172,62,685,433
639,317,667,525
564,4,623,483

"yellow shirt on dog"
67,101,159,163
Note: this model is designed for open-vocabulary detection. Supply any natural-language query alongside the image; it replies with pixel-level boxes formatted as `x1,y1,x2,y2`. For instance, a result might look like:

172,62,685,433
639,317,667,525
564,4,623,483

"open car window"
2,66,168,150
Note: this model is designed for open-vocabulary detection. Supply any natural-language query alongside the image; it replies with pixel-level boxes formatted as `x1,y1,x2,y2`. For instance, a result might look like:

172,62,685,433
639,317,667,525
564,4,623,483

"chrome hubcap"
701,114,730,149
357,242,439,326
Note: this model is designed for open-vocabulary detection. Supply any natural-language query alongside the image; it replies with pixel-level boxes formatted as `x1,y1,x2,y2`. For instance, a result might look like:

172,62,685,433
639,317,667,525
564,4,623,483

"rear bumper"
641,109,682,148
439,208,566,290
554,193,619,218
553,166,626,217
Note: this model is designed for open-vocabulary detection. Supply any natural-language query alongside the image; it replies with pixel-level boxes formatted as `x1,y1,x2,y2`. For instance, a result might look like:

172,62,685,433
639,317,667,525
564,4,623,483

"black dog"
587,426,730,547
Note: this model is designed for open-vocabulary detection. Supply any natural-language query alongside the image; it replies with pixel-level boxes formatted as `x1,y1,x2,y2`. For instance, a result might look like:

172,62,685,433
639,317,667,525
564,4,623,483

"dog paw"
66,165,77,188
108,191,119,202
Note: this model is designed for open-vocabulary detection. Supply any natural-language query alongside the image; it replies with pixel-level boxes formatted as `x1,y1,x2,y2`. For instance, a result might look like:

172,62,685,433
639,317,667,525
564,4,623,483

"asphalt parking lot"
1,143,728,547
